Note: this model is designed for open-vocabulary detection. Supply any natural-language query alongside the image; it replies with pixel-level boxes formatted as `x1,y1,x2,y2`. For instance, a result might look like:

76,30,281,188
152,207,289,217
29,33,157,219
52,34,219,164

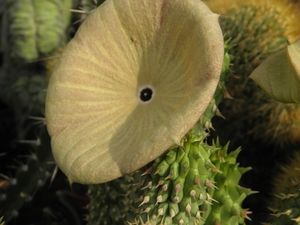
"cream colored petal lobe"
250,48,300,103
46,0,224,184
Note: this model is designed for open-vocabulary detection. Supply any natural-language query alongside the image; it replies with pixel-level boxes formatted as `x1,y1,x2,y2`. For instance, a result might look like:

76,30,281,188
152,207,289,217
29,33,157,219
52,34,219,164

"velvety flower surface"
45,0,224,184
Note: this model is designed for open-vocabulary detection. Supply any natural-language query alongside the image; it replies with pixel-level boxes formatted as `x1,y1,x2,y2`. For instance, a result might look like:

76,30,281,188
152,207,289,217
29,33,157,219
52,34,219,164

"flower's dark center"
140,87,153,102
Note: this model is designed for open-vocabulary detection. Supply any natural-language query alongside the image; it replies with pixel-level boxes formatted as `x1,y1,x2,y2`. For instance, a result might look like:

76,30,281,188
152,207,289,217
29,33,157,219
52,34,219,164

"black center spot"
140,88,153,102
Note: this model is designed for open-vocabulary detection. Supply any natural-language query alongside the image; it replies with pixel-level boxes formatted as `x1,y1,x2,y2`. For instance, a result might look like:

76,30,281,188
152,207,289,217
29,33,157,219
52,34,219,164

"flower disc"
45,0,224,184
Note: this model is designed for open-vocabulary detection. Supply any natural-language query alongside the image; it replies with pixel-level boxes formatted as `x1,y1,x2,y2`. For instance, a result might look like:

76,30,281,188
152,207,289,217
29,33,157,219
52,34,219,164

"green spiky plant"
1,1,254,224
132,138,253,225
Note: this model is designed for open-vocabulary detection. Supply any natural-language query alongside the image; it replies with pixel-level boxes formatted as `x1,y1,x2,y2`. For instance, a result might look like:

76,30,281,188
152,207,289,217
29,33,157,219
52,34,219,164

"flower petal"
250,39,300,103
46,0,224,184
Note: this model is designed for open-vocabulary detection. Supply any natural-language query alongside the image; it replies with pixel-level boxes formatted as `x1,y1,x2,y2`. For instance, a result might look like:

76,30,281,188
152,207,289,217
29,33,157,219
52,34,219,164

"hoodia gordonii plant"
86,40,255,225
43,0,254,224
45,0,254,224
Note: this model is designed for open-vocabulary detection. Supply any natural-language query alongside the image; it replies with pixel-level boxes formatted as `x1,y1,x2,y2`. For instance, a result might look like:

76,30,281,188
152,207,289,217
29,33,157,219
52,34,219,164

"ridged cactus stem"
135,133,253,225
